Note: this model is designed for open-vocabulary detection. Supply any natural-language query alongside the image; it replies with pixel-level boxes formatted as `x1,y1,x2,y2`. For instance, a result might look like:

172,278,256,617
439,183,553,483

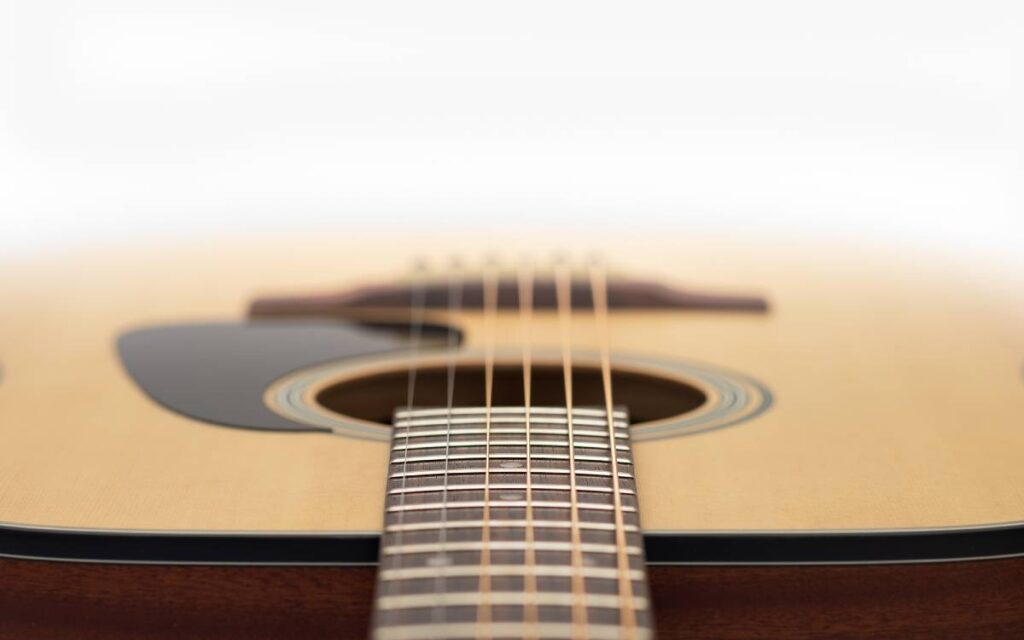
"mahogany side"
1,557,1022,639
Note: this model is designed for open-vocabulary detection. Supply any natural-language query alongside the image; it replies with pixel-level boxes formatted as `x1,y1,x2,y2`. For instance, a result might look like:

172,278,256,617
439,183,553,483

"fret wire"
389,471,635,485
392,426,629,439
384,520,639,533
394,414,629,425
395,411,629,419
395,406,628,419
374,622,653,640
388,484,635,496
390,467,634,479
385,501,638,513
393,416,629,429
375,592,649,611
390,453,634,464
385,491,629,507
392,440,630,452
382,541,644,555
379,565,645,580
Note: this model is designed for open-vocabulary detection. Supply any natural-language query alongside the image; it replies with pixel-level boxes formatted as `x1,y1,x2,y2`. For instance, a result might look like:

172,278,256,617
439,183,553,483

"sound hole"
315,364,707,426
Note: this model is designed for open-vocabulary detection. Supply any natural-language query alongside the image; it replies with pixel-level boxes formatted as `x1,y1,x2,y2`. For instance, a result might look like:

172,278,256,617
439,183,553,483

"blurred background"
1,1,1021,269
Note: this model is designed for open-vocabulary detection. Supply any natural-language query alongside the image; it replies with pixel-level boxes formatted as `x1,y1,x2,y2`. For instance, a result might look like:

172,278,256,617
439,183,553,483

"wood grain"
1,557,1022,639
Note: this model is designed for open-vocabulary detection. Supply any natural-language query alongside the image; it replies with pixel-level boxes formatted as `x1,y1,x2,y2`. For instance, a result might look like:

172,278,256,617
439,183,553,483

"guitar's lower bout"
1,557,1021,639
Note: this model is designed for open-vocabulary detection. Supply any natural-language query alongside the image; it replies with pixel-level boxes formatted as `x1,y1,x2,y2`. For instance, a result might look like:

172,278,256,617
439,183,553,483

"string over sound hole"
314,363,707,427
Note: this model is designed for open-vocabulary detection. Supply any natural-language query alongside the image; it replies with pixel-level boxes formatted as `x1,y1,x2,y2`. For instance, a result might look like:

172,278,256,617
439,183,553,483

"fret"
378,565,645,580
388,497,630,513
393,427,630,439
380,523,638,541
374,622,652,640
390,453,634,464
383,510,636,528
395,410,627,420
394,414,628,427
393,412,631,424
373,406,652,640
378,539,645,568
391,440,631,452
387,486,633,500
385,501,638,513
388,483,635,496
389,466,634,479
381,541,644,555
394,406,629,419
384,520,640,533
388,474,637,490
375,592,649,610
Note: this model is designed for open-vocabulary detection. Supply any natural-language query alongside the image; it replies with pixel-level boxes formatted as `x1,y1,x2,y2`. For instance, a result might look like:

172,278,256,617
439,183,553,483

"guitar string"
433,259,464,627
383,260,428,633
590,260,640,637
517,260,540,636
387,260,630,637
554,260,589,639
477,259,499,632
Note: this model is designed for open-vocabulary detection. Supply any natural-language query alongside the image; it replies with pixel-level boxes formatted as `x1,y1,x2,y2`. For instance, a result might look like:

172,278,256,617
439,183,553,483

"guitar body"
1,233,1022,638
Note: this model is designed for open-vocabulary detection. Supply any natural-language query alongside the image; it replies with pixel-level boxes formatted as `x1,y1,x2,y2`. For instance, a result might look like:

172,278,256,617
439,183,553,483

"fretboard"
371,406,653,640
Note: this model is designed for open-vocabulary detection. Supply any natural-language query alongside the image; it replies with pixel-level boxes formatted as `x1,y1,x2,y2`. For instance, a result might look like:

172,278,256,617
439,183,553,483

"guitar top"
0,232,1022,638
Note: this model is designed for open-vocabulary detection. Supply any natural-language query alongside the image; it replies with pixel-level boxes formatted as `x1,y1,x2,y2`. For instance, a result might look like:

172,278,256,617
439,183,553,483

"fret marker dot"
426,554,452,567
499,461,523,469
499,492,520,500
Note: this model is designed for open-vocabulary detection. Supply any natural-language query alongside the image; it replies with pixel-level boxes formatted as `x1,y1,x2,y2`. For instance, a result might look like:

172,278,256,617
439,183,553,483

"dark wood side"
0,557,1022,639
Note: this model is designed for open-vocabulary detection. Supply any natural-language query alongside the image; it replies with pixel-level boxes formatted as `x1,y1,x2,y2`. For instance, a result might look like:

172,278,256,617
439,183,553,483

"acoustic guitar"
0,234,1022,639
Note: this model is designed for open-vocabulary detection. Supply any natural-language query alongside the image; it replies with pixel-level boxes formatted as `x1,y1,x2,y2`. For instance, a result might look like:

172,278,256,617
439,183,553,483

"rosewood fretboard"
371,406,653,640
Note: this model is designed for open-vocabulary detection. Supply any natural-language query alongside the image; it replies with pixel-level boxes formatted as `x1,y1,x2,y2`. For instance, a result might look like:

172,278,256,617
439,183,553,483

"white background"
1,1,1021,265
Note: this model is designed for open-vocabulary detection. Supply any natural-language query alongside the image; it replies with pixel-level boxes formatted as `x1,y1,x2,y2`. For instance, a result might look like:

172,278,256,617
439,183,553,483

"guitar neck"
371,406,653,640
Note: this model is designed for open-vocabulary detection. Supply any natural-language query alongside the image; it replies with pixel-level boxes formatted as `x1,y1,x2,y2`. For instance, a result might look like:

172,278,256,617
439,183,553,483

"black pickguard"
117,321,433,432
